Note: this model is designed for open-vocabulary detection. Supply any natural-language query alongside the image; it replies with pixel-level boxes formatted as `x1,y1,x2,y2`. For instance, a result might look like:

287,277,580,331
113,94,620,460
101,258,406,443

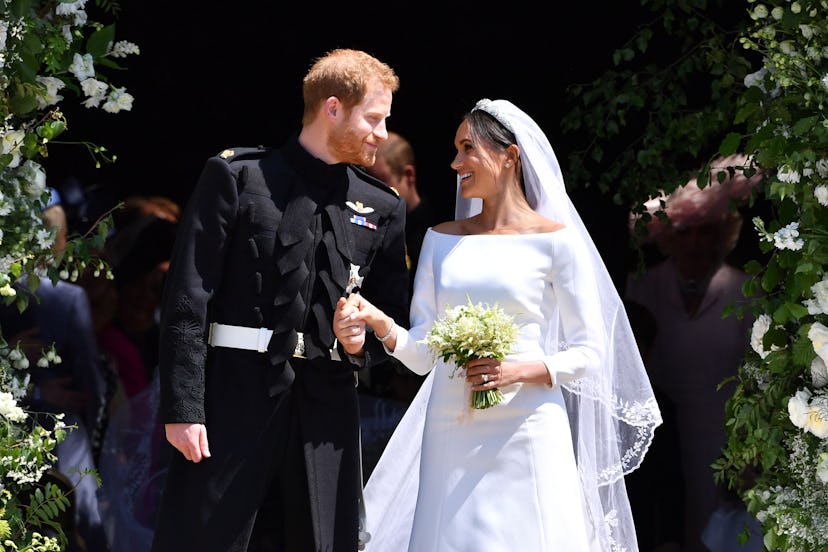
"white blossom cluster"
0,2,131,544
0,149,53,297
0,418,65,486
786,323,828,439
772,221,805,250
109,40,140,58
751,313,782,359
816,184,828,206
70,52,135,113
753,434,828,550
0,390,25,422
741,360,771,391
748,1,828,98
422,299,520,374
0,1,139,295
805,276,828,315
1,1,138,118
788,387,828,438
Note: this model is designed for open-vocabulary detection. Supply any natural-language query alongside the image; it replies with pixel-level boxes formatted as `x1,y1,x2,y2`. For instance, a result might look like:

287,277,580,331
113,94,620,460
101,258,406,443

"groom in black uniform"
151,48,409,552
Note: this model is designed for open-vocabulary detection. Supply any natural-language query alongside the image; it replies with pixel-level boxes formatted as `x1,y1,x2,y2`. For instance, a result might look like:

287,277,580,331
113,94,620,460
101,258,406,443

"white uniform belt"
208,322,305,357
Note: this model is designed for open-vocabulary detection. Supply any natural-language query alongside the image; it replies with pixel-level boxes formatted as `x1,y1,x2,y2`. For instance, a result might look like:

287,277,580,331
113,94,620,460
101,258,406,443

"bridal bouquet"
422,298,519,409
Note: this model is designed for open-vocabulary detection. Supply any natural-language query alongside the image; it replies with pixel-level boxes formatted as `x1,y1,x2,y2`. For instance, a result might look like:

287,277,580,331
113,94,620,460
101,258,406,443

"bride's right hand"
344,294,397,351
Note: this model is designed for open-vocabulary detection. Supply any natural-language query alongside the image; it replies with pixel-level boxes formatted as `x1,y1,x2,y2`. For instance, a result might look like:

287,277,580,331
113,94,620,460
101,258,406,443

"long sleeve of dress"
539,229,604,385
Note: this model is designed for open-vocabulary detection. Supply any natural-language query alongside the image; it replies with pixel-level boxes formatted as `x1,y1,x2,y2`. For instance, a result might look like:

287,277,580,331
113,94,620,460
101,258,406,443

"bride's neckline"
428,227,569,237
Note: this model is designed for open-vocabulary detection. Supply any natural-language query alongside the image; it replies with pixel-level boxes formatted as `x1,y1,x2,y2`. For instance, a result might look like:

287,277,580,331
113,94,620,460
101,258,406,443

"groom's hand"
165,422,210,463
334,295,366,355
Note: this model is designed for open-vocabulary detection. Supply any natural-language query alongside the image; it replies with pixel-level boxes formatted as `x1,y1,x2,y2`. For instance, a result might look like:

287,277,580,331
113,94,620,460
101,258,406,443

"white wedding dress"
364,227,605,552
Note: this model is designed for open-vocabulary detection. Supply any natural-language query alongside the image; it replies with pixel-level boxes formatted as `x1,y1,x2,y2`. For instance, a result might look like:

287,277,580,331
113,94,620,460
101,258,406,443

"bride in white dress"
334,99,662,552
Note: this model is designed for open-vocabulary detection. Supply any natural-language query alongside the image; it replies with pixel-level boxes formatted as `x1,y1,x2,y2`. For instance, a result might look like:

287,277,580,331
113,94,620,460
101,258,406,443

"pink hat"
633,154,762,241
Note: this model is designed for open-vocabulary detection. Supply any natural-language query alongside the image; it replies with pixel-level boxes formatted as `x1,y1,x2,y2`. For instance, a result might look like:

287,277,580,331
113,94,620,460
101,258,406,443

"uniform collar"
281,133,348,191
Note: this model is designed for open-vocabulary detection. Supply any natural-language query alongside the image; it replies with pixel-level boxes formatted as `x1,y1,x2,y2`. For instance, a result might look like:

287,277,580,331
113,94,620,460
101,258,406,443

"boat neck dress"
364,227,604,552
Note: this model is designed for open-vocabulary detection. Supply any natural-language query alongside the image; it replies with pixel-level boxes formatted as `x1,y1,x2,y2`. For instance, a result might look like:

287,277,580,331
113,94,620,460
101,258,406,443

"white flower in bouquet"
421,297,519,409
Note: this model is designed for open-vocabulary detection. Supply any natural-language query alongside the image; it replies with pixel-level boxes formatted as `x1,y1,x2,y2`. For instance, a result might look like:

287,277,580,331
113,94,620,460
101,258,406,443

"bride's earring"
505,161,512,168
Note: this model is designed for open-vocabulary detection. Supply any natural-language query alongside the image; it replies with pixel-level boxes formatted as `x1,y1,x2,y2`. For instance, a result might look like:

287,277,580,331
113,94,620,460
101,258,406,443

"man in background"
365,131,437,290
362,131,436,407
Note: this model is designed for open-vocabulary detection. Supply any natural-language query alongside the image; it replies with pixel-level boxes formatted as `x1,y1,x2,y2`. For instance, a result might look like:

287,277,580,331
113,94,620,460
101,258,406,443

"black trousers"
152,362,360,552
247,392,315,551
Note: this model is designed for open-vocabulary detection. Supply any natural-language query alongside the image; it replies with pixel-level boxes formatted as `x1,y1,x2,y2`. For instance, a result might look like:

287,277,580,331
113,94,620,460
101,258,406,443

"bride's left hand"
466,359,552,387
465,358,509,388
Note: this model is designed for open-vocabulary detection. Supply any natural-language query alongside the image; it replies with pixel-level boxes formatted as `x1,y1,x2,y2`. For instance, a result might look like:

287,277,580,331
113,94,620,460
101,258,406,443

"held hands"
334,294,395,355
165,422,210,463
334,295,368,355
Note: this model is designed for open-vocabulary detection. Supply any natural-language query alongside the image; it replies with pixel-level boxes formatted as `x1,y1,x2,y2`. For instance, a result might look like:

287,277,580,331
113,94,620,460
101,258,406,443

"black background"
47,2,650,284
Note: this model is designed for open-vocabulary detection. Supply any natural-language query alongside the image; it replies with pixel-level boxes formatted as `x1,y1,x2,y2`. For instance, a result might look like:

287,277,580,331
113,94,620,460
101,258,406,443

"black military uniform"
151,134,409,551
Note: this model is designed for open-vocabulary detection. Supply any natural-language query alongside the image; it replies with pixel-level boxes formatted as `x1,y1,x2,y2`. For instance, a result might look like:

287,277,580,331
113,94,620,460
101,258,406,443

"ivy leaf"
26,273,40,294
86,24,116,58
718,132,741,157
762,259,780,292
792,116,819,136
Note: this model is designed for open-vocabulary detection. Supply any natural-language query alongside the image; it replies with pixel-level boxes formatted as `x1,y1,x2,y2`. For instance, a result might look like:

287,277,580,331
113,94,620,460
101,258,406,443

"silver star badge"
346,264,364,294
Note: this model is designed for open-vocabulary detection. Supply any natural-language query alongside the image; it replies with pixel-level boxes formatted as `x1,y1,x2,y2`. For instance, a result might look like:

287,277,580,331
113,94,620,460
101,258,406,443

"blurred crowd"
0,181,180,551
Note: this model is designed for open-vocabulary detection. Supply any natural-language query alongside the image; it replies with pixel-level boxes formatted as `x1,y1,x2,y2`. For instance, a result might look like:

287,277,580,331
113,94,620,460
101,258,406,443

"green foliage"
563,0,828,549
0,0,135,549
561,0,754,209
